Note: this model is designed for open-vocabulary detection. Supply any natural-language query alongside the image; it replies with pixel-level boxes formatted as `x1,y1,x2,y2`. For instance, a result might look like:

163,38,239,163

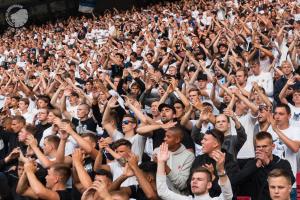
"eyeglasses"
122,120,133,125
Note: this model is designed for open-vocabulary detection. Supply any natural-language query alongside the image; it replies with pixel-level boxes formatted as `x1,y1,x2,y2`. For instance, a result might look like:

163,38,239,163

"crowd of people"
0,0,300,199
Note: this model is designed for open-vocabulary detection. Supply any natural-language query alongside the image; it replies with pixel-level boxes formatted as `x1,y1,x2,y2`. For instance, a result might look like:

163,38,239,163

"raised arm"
60,122,98,159
24,161,60,200
72,149,93,191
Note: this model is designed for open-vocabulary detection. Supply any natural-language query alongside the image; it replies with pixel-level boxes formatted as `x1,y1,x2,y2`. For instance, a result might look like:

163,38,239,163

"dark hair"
236,67,248,77
275,103,291,115
122,114,137,124
49,109,62,118
268,168,292,185
255,131,273,142
51,164,71,183
19,98,30,105
168,126,184,142
82,133,97,144
112,139,132,150
37,95,50,105
12,115,26,125
191,167,212,182
94,169,113,181
139,161,157,176
174,100,185,109
44,135,60,149
24,124,37,135
205,129,224,145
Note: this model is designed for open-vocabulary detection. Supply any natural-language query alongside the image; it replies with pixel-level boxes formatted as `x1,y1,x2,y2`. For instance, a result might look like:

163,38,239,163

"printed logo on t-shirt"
293,112,300,121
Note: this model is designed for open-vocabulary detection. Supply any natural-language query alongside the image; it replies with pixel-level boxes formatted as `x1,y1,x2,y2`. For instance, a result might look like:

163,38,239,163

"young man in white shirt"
247,59,273,97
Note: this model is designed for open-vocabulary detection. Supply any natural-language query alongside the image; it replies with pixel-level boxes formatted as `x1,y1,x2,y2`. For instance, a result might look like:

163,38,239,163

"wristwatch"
217,170,226,177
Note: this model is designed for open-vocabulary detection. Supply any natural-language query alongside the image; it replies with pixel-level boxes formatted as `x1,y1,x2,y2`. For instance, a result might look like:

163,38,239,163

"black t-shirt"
129,185,148,200
71,117,97,135
35,123,51,144
57,189,72,200
111,64,124,78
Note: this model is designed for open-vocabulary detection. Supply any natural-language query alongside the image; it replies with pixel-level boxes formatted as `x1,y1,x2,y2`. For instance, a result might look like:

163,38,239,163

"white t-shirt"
112,130,146,162
288,103,300,128
267,125,300,188
247,72,274,97
237,112,257,159
108,161,138,187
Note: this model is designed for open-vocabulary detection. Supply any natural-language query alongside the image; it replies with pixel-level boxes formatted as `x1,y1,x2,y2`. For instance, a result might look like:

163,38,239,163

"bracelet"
217,170,226,177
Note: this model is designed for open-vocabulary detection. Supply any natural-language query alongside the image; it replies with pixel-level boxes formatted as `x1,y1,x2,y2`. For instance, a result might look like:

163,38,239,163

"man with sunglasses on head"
102,96,146,161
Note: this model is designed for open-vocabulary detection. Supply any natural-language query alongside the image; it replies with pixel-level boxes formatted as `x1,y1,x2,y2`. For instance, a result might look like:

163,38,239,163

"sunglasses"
258,105,270,112
122,120,133,125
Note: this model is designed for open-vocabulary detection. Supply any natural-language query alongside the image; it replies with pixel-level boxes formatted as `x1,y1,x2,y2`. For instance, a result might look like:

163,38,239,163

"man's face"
37,109,48,122
268,176,292,200
18,128,28,142
46,168,58,189
17,165,24,177
201,134,218,154
258,107,269,123
164,130,179,148
281,63,292,76
189,91,199,103
198,80,207,89
255,138,274,159
18,101,27,111
292,92,300,105
160,107,175,123
151,101,159,117
274,107,290,127
130,85,140,95
43,139,52,156
174,103,184,118
191,172,211,195
11,98,19,107
115,145,131,159
215,115,229,132
236,71,247,85
121,117,136,133
250,63,260,75
77,105,88,119
11,120,24,133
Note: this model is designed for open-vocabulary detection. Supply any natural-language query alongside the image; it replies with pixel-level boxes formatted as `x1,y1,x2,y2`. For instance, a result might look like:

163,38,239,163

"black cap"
205,129,224,145
158,103,176,113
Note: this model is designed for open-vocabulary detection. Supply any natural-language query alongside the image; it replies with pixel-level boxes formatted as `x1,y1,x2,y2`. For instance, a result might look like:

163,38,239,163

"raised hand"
24,161,37,173
91,180,111,199
211,150,225,173
107,96,119,109
25,135,38,147
59,122,74,134
72,148,84,164
157,142,170,162
223,108,234,118
286,77,296,86
5,147,20,163
122,163,135,178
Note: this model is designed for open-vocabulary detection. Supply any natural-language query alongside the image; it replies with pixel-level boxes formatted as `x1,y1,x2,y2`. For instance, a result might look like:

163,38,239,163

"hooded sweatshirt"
153,144,195,194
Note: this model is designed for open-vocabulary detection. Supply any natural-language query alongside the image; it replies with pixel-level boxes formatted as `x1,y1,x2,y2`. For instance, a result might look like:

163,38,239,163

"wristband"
217,170,226,177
